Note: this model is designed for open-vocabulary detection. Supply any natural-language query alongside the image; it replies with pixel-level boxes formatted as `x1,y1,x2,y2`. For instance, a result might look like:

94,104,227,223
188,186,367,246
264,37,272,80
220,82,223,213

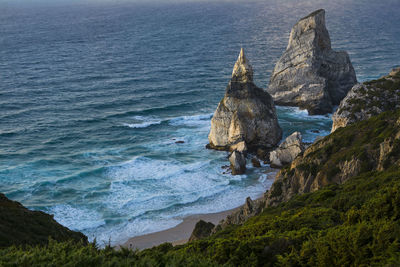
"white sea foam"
168,113,213,127
48,204,106,231
122,115,162,128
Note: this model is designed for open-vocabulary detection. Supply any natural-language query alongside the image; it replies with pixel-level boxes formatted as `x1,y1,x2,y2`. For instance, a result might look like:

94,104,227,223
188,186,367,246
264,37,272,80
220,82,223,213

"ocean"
1,0,399,245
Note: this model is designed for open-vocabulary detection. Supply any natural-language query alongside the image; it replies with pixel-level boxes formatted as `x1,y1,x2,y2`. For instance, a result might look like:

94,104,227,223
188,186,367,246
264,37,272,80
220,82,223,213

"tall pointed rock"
267,9,357,115
208,49,282,151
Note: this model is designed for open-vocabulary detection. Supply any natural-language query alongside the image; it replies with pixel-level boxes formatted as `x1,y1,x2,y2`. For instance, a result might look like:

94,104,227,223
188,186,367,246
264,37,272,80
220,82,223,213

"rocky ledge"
208,48,282,152
332,67,400,132
267,9,357,115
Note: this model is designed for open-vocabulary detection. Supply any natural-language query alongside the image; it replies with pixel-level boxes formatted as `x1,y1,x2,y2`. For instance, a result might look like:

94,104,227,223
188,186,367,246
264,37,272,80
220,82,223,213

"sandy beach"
121,207,240,250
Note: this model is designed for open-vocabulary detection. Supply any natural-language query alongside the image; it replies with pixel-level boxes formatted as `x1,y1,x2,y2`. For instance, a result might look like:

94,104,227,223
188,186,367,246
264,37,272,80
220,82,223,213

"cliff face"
332,67,400,132
267,9,357,115
266,110,400,207
208,48,282,151
0,193,87,247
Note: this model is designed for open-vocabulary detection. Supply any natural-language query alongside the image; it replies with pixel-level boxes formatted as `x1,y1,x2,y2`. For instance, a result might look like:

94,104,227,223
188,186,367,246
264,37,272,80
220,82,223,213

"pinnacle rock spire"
232,48,253,82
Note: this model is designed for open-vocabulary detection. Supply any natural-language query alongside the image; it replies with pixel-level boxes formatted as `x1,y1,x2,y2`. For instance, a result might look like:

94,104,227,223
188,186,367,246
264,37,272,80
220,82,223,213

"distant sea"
1,0,399,245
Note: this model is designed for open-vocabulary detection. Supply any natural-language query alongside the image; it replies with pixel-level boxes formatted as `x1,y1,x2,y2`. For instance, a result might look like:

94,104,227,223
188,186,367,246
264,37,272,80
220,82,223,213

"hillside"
1,110,400,266
0,193,87,247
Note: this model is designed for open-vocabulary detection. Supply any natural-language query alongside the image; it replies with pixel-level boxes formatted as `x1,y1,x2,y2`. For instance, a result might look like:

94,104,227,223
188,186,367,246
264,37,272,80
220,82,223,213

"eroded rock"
229,150,246,175
208,48,282,151
267,9,357,115
269,132,305,167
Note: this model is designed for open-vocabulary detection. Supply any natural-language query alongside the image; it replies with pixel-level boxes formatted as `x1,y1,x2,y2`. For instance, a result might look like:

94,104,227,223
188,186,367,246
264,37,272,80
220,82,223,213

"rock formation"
269,132,305,167
213,197,265,233
332,67,400,132
229,150,246,175
189,220,215,242
267,9,357,115
208,48,282,151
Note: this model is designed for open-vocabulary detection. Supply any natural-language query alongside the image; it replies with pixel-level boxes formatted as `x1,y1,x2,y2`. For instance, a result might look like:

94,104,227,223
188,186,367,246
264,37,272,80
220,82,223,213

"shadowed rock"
189,220,215,242
267,9,357,115
229,150,246,175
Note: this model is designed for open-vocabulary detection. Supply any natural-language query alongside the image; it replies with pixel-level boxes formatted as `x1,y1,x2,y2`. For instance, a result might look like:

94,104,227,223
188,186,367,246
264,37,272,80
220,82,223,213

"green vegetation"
1,111,400,266
2,167,400,266
279,110,400,185
0,193,87,248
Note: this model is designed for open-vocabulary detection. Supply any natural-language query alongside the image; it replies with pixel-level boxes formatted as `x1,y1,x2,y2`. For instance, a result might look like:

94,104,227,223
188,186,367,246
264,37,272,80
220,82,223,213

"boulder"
267,9,357,115
332,67,400,132
251,157,261,168
189,220,215,242
269,132,305,167
208,48,282,151
229,150,246,175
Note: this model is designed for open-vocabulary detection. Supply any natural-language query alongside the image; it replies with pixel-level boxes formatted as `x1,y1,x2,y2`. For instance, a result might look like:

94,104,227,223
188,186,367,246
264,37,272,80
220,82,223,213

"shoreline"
120,206,243,250
119,172,277,250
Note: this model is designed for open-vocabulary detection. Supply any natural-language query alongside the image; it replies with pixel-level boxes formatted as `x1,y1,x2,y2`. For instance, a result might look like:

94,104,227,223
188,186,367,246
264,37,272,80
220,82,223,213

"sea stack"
208,48,282,152
267,9,357,115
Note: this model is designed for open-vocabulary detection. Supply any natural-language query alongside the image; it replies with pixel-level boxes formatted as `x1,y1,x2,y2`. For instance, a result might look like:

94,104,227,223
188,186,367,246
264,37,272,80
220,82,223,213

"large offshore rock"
332,67,400,132
267,9,357,115
269,132,305,167
208,48,282,151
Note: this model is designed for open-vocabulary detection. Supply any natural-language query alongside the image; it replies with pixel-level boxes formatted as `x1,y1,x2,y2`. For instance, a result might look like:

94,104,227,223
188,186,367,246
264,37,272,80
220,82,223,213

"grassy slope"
0,193,87,248
1,111,400,266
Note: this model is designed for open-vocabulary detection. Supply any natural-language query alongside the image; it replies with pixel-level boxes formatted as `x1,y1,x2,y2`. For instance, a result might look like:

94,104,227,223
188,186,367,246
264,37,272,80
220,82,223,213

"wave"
122,116,162,129
168,113,213,127
121,113,213,129
48,204,106,231
277,106,332,120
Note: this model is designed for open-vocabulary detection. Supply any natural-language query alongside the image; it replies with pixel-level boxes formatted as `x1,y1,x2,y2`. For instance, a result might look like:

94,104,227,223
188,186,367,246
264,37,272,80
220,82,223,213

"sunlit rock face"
267,9,357,115
208,48,282,151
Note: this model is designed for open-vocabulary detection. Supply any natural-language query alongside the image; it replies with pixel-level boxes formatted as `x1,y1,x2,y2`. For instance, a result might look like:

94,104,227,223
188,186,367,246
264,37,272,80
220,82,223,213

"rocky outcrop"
189,220,215,242
214,197,265,232
265,110,400,207
229,150,246,175
208,48,282,151
332,67,400,132
0,193,87,247
267,9,357,115
269,132,305,167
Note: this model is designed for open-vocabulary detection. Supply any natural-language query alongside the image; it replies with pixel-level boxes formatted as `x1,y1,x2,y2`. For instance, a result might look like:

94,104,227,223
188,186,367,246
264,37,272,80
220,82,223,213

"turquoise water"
1,0,399,245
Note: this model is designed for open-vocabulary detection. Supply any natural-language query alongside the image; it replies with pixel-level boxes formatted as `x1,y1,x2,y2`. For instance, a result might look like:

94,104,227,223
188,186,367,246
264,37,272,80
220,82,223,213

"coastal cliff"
208,48,282,151
267,9,357,115
266,110,400,206
332,67,400,132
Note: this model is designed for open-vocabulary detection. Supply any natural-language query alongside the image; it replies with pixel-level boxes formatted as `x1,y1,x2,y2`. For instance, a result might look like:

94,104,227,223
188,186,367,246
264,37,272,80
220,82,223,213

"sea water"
1,0,399,245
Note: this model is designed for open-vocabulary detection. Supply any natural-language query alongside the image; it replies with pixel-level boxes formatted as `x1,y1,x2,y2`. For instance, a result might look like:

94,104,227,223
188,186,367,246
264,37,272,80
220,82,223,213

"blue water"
1,0,399,245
